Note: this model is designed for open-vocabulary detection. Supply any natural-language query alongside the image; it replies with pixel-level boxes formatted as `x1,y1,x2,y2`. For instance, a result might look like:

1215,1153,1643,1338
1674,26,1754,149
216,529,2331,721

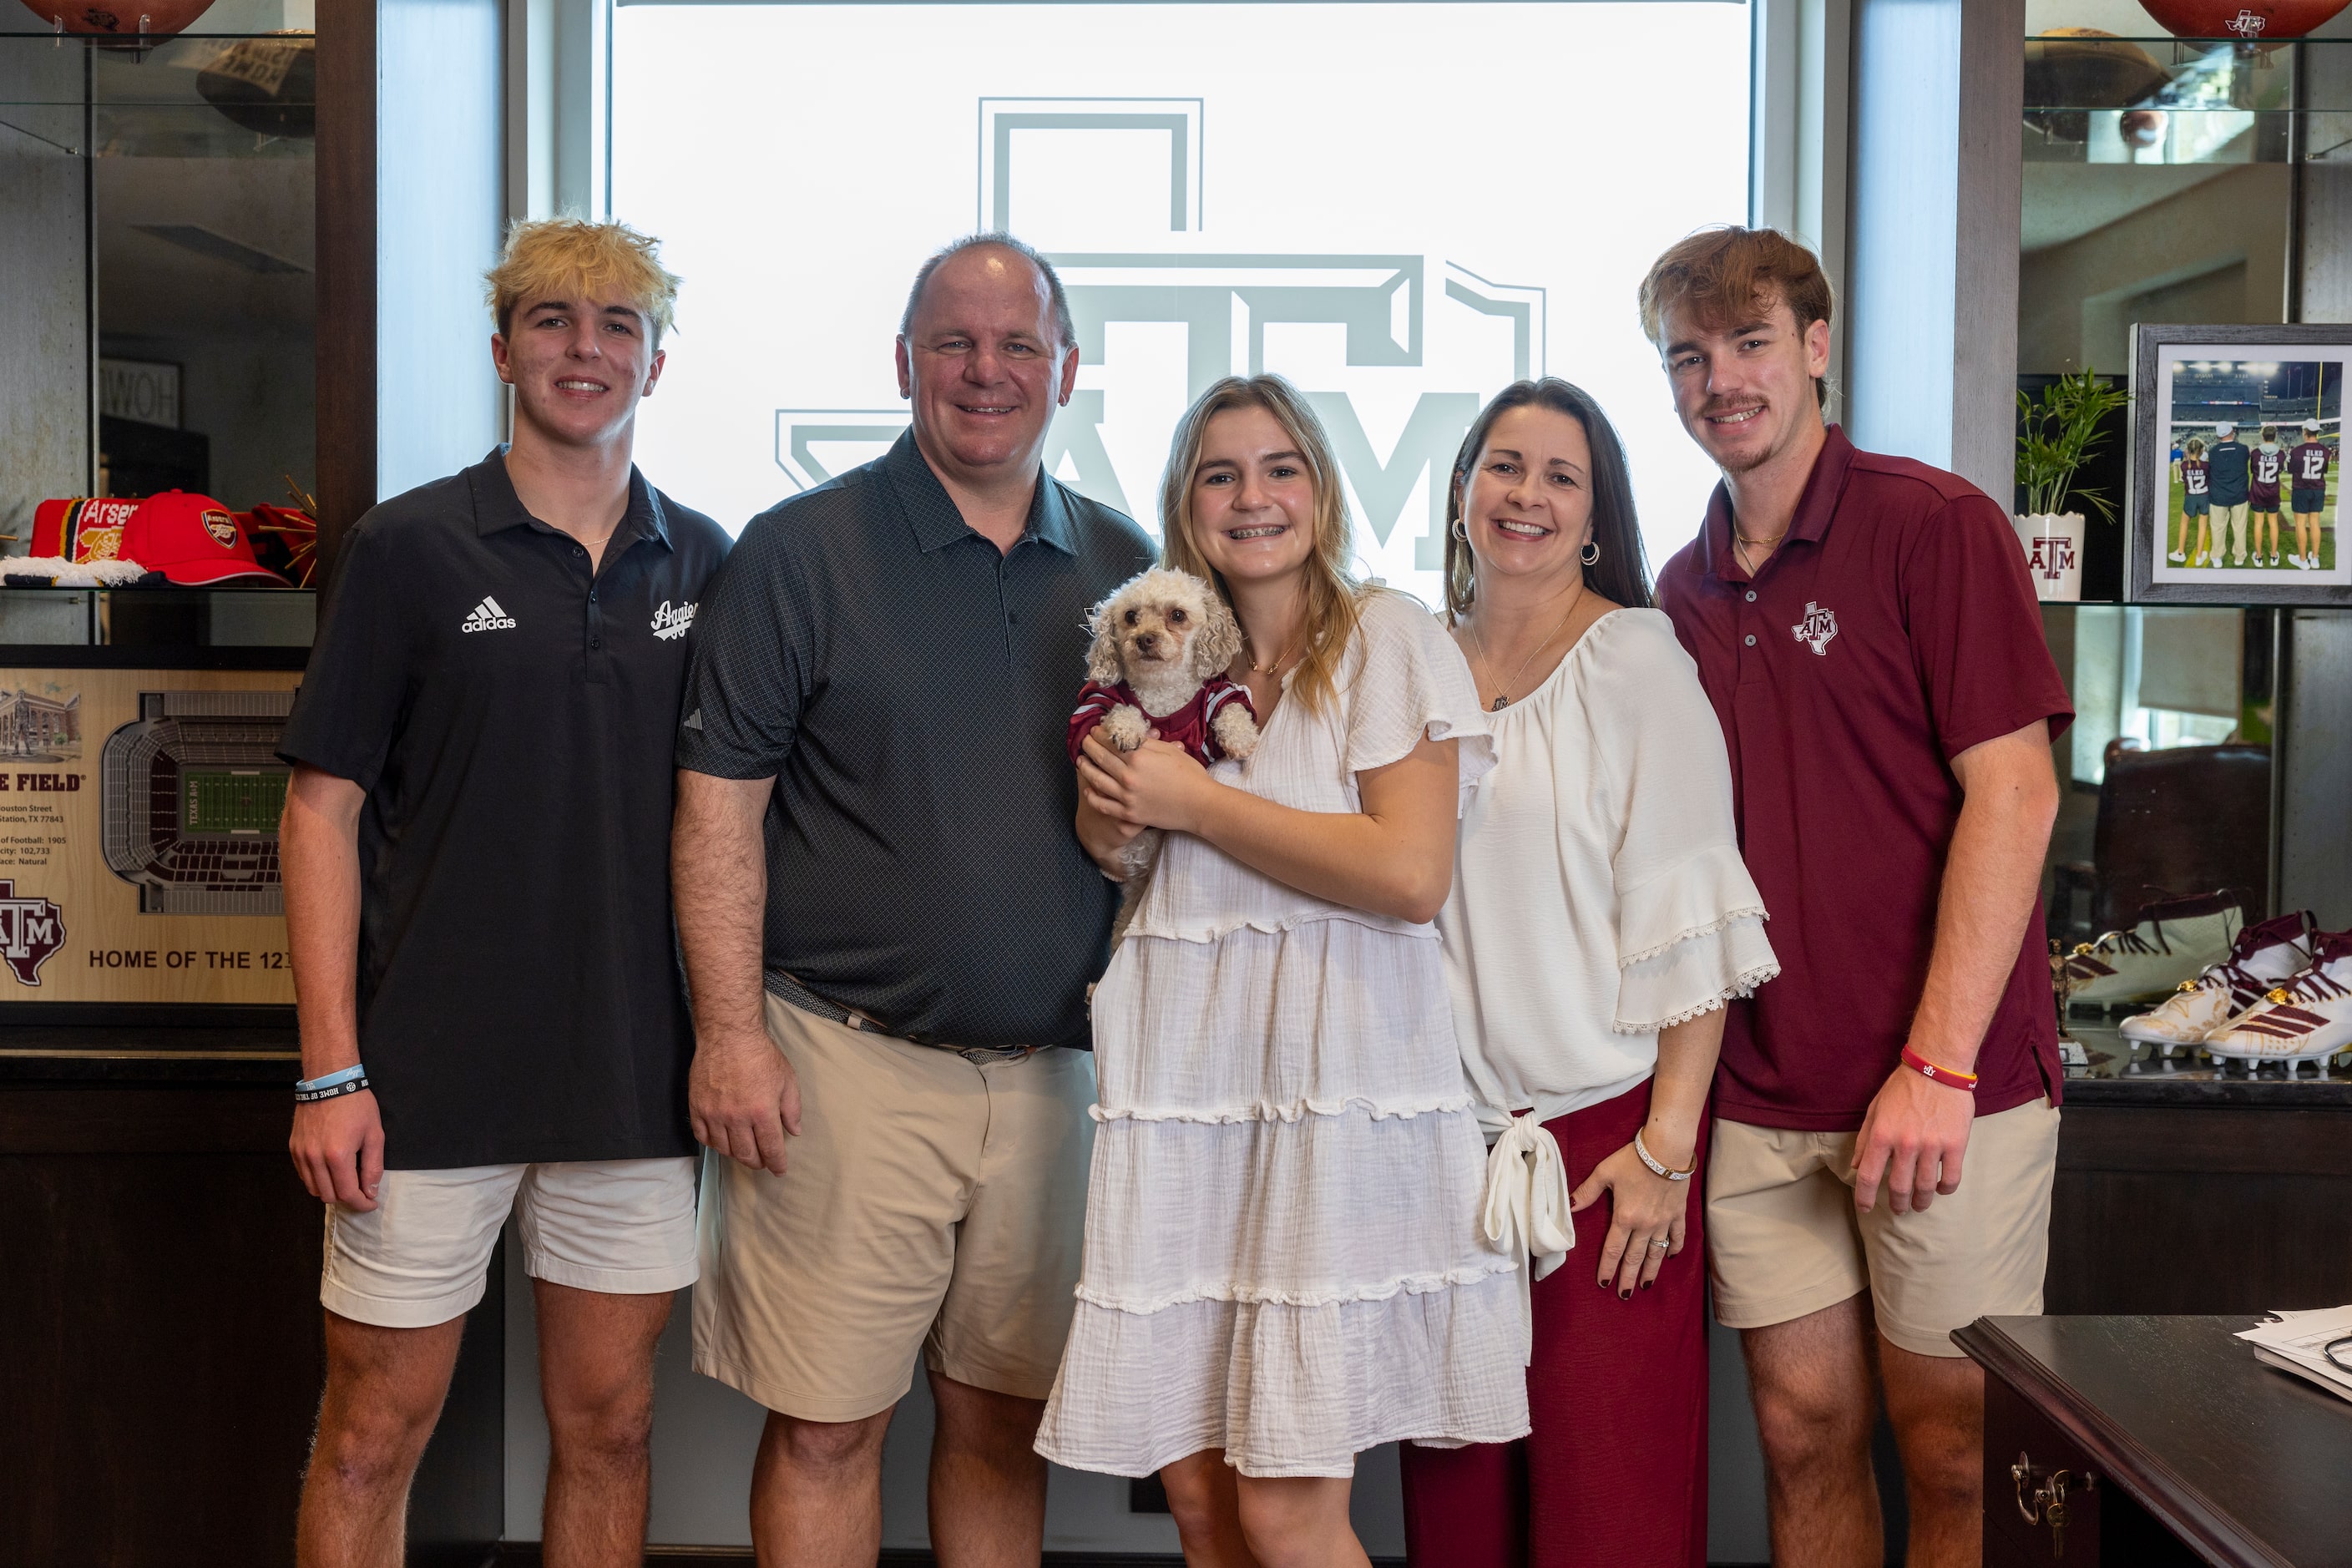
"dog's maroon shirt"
1068,676,1256,766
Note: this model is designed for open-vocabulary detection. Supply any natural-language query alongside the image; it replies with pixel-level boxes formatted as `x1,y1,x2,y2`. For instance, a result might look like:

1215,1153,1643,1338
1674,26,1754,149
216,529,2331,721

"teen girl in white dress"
1037,375,1527,1566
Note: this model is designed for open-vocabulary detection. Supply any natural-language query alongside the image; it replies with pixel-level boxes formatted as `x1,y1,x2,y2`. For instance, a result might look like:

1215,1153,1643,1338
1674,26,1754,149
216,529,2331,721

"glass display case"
2018,29,2352,1088
2021,33,2352,376
0,12,319,549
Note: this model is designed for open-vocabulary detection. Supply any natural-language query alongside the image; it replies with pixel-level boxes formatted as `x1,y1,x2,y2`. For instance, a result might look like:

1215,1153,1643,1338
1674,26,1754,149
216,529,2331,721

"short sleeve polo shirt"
1657,426,2074,1131
278,450,731,1169
675,431,1156,1051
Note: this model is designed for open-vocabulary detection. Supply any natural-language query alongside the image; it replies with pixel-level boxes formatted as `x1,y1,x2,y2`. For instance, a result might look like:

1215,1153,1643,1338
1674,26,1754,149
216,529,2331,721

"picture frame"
2129,323,2352,605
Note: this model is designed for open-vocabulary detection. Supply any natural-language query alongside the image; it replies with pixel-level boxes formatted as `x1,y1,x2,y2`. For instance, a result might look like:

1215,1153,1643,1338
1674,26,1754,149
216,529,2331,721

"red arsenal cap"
120,491,287,586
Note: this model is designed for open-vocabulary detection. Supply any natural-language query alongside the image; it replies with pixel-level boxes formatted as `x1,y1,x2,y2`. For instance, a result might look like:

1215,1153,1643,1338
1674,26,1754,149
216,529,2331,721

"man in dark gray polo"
673,234,1153,1565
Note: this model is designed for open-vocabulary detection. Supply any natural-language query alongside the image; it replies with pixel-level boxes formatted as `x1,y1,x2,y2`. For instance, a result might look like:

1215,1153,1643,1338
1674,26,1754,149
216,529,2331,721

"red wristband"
1900,1046,1978,1090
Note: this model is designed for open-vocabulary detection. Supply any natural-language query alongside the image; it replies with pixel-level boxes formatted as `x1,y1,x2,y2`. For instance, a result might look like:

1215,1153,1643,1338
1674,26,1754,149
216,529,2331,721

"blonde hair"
484,217,681,345
1158,375,1363,715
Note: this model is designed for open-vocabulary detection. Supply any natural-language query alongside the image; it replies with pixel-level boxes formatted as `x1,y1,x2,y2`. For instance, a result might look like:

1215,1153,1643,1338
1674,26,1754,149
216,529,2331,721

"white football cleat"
2203,931,2352,1072
2118,912,2317,1054
2065,899,2240,1007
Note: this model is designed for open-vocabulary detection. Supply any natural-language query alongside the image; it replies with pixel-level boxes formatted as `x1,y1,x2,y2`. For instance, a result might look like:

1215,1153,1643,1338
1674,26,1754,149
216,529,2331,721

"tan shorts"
691,994,1095,1421
1705,1097,2060,1358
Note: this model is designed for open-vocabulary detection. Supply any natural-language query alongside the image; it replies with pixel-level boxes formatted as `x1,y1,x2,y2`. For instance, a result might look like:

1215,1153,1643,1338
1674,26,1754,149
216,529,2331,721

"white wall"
377,0,509,501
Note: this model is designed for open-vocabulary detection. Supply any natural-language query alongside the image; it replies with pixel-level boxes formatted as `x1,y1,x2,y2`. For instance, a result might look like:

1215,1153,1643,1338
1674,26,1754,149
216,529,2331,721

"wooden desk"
1955,1315,2352,1568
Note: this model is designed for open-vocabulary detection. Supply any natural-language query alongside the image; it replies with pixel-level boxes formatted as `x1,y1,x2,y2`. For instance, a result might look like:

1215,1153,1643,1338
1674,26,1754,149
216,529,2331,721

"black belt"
765,972,1034,1065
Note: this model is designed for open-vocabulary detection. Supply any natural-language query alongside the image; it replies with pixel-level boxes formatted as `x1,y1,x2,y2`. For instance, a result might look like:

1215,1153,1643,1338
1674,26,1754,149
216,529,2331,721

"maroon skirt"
1399,1079,1709,1568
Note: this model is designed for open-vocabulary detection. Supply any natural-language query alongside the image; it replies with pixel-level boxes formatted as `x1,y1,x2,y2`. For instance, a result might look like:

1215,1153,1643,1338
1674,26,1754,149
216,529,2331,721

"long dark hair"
1443,378,1652,618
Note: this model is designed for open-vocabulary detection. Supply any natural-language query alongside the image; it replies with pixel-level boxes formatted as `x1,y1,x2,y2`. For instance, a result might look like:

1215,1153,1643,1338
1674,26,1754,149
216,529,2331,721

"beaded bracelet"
1899,1045,1978,1090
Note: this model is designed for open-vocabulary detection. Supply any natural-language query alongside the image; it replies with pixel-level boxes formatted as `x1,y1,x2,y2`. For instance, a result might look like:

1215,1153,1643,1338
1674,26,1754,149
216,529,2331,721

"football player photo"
2149,345,2348,593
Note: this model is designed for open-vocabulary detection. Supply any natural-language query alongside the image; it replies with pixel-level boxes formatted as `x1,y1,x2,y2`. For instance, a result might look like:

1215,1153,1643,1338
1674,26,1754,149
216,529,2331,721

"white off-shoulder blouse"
1438,607,1778,1294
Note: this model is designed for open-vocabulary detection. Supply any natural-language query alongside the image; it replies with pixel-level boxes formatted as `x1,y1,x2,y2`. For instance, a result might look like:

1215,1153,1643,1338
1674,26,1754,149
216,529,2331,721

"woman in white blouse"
1039,375,1527,1567
1399,380,1778,1567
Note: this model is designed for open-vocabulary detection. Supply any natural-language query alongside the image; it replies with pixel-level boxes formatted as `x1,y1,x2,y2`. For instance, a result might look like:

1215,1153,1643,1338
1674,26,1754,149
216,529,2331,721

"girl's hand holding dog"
1074,726,1148,877
1080,732,1214,835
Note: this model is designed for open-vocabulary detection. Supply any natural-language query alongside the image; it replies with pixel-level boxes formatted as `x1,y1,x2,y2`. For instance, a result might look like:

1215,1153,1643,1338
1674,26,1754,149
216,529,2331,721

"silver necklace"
1464,585,1583,711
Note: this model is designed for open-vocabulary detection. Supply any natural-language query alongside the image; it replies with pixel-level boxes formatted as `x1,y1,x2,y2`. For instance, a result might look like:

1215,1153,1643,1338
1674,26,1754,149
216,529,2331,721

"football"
14,1,217,37
2136,1,2352,38
195,33,315,139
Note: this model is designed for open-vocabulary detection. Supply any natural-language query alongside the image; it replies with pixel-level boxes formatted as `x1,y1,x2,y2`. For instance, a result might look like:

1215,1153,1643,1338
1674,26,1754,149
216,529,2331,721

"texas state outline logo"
0,878,65,985
1791,601,1839,656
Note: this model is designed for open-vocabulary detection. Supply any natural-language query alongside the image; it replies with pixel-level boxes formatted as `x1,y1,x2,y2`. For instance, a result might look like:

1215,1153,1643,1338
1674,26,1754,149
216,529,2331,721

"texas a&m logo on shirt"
1790,601,1839,656
0,879,66,985
650,599,697,641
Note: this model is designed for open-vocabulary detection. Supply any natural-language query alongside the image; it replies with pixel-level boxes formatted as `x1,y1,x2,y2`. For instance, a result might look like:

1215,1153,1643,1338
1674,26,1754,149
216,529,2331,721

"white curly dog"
1072,568,1263,930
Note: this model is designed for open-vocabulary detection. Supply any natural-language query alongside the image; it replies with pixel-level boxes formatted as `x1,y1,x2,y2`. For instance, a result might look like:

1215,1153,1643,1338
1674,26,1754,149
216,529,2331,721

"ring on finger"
1646,1237,1671,1251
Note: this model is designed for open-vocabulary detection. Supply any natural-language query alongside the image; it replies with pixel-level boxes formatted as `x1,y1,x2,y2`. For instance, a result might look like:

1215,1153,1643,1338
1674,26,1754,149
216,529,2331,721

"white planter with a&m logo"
2014,512,2086,602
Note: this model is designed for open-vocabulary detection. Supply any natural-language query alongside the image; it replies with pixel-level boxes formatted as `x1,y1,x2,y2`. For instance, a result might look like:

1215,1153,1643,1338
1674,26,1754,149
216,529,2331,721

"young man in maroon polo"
1644,227,2071,1568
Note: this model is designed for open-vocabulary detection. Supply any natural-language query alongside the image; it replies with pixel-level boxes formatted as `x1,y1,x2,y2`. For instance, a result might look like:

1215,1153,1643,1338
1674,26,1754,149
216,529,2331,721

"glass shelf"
0,31,312,159
0,588,315,649
2023,33,2352,165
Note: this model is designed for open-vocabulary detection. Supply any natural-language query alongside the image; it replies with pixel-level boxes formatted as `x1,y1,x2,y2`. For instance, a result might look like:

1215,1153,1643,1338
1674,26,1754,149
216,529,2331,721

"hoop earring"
1581,539,1601,566
1451,518,1469,541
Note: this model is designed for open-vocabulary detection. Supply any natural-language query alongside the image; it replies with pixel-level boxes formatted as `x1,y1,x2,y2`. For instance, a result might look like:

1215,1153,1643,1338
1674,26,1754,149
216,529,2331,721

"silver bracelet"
1633,1127,1696,1181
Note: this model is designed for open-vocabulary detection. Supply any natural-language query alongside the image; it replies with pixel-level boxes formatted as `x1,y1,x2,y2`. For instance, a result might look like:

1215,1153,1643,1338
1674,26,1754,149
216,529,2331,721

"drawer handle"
2013,1454,2096,1558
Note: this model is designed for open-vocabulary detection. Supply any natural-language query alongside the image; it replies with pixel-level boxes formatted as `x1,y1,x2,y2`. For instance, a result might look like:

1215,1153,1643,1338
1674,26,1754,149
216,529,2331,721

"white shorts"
321,1157,700,1328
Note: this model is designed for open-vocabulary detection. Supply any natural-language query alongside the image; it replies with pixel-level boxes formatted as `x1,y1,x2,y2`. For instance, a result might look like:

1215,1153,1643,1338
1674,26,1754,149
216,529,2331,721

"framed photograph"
2130,323,2352,604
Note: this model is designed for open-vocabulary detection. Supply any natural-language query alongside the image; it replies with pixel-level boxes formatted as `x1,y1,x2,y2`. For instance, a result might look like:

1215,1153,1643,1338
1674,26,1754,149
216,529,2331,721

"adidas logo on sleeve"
461,596,517,633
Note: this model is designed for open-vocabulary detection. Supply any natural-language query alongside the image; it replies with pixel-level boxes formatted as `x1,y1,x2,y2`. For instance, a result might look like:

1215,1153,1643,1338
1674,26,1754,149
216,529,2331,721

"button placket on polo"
1732,563,1769,688
996,538,1040,668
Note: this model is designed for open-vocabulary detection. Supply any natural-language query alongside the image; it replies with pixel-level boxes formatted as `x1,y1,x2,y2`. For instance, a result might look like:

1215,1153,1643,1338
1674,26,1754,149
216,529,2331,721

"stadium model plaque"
2129,322,2352,605
0,667,299,1004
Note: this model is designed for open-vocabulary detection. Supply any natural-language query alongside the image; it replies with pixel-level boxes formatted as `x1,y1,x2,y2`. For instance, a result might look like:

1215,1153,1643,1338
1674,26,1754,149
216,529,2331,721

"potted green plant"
2016,367,2130,602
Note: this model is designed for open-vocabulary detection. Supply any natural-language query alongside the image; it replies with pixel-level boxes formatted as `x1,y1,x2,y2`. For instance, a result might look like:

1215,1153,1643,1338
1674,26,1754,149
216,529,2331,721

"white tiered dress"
1035,592,1530,1479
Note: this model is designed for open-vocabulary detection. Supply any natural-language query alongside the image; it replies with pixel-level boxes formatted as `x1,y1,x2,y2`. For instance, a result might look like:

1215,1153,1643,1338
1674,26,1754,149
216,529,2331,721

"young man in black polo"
280,218,730,1568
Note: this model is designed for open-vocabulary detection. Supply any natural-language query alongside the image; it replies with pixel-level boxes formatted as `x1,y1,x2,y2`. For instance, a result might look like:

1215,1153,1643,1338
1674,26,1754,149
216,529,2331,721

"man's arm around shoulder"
674,769,799,1175
283,765,384,1211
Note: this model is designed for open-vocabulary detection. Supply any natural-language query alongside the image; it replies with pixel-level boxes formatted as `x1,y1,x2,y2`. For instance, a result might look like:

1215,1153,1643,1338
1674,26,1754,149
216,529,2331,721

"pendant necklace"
1466,584,1583,711
1246,629,1297,676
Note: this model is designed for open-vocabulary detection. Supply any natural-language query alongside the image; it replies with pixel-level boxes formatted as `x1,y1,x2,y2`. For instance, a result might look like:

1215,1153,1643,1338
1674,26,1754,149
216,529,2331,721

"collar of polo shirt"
468,444,674,551
881,431,1078,557
1702,424,1858,584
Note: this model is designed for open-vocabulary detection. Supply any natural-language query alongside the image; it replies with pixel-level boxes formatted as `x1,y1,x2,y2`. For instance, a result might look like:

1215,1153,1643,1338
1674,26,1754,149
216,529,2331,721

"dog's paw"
1212,704,1262,761
1100,704,1151,753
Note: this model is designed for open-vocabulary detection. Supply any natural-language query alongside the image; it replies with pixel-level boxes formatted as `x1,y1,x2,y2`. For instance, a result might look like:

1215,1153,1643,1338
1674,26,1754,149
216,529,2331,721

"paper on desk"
2237,1305,2352,1404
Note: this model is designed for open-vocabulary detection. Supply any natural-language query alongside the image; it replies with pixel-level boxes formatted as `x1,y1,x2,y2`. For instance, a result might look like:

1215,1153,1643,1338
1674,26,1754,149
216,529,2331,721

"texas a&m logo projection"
774,99,1545,598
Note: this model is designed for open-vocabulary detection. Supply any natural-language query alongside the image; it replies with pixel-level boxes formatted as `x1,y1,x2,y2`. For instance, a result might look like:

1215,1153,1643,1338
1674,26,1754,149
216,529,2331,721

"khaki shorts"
692,994,1095,1421
1706,1097,2059,1358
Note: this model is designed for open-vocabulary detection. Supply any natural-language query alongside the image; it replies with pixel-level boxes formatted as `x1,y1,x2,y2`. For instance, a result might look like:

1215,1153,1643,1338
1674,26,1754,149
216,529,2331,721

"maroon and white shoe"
2203,931,2352,1074
2118,913,2317,1056
2065,898,2238,1007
